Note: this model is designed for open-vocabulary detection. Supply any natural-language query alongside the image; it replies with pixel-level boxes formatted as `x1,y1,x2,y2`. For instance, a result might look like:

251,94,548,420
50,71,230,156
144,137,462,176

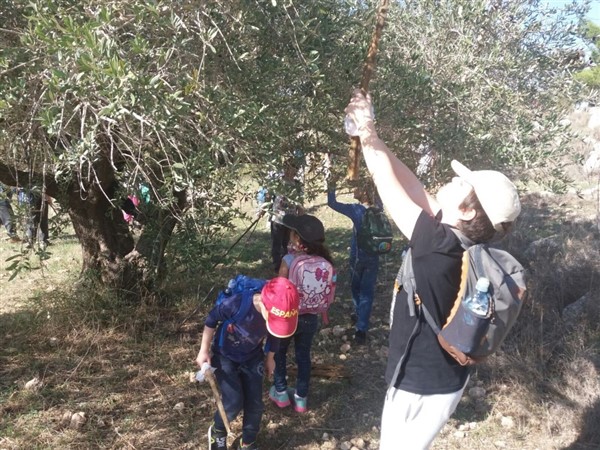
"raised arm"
344,90,440,239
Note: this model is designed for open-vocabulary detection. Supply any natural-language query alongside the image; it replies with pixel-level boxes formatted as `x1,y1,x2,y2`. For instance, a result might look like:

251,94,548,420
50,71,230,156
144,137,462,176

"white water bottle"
343,104,375,137
464,277,490,316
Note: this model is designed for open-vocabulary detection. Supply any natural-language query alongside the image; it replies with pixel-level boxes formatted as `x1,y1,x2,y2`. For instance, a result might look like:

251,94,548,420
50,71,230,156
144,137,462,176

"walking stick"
204,368,232,436
178,217,261,329
347,0,390,181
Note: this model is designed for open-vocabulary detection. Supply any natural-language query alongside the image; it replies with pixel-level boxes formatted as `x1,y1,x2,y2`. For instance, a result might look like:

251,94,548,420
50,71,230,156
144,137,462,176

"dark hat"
281,214,325,244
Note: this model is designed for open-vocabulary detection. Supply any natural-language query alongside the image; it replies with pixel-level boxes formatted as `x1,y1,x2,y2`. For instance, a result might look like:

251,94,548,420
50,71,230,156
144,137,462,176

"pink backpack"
288,254,336,324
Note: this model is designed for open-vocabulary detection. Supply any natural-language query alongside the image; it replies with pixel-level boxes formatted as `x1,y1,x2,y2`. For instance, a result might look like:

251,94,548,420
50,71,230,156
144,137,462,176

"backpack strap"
449,227,474,250
451,228,490,281
396,247,417,317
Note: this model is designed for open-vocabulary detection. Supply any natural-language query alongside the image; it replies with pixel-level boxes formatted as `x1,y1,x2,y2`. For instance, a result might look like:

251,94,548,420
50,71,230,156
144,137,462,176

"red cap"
261,277,299,338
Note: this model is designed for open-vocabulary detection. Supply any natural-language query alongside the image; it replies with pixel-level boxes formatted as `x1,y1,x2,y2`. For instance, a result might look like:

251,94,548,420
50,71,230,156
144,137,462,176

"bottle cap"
475,277,490,292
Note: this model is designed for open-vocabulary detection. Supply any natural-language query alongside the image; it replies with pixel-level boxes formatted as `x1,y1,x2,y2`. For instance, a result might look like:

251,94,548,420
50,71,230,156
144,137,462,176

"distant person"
18,188,50,248
327,182,381,345
121,184,150,226
121,194,140,224
258,162,305,272
0,184,19,242
344,90,521,449
270,214,335,413
195,277,299,450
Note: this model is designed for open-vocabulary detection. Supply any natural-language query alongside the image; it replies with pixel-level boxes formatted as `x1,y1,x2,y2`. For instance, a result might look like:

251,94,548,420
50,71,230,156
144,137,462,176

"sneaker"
293,393,308,413
354,330,367,345
269,385,290,408
208,425,227,450
238,442,258,450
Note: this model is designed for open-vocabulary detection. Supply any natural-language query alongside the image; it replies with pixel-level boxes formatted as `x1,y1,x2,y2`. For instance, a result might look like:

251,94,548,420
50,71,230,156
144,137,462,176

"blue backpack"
214,275,266,348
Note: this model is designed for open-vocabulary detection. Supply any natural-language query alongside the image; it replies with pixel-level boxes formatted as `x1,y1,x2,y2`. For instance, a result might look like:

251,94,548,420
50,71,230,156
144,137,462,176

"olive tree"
0,0,588,297
0,0,369,295
362,0,588,191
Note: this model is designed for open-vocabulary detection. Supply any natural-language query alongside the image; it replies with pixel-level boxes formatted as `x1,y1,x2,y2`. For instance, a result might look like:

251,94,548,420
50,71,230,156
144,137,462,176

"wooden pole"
204,368,232,435
347,0,390,181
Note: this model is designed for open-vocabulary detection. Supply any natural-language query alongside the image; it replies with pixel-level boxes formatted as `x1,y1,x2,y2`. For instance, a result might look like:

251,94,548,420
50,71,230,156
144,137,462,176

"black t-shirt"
385,210,470,394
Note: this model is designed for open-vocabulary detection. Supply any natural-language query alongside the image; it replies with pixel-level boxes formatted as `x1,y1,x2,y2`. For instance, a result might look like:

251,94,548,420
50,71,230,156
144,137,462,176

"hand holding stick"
347,0,390,180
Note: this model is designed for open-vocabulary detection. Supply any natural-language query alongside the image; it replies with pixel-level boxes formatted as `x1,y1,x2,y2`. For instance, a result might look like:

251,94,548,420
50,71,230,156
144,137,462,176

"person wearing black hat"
269,214,335,414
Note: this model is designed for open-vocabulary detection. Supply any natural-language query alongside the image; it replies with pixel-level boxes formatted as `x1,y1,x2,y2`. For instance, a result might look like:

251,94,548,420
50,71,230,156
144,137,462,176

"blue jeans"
212,351,265,444
273,314,319,398
351,258,379,333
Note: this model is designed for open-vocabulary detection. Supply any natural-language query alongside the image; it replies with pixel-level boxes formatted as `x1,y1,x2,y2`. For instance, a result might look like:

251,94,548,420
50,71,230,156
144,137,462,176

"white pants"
380,378,469,450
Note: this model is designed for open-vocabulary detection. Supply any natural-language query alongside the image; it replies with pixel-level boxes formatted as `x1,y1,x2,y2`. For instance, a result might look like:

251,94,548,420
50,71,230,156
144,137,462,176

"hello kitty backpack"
288,254,336,324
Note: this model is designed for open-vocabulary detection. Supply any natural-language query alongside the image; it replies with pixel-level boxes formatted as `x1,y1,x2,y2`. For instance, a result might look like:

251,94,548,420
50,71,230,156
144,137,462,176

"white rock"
322,432,330,440
583,149,600,175
340,442,352,450
351,437,365,449
339,354,347,361
453,431,466,438
588,111,600,129
559,118,571,127
70,412,86,430
468,386,486,399
60,411,72,427
583,136,597,145
501,416,514,428
332,325,345,337
173,402,185,412
320,328,333,336
24,377,41,391
468,422,477,430
340,343,351,353
458,424,468,431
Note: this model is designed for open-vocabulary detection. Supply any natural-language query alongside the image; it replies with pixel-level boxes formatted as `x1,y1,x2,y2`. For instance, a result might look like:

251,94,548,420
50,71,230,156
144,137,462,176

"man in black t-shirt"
345,90,522,449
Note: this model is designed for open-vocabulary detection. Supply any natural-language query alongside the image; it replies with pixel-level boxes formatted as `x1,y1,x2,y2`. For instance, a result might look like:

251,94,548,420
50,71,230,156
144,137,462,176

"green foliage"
370,0,585,190
574,20,600,87
575,66,600,87
0,0,589,280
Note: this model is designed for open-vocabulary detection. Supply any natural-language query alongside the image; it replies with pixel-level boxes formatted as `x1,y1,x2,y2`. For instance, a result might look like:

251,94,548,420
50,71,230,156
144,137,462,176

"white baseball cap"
451,160,521,231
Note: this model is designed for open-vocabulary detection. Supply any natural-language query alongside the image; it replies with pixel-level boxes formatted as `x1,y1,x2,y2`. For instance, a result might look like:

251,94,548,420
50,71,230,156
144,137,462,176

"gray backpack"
395,229,526,368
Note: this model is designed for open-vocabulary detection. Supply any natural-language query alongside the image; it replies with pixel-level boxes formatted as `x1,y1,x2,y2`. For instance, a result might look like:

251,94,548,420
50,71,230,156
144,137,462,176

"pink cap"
261,277,299,338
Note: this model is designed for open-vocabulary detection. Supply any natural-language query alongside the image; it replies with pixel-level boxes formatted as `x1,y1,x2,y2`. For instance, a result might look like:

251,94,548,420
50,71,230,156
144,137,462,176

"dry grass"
1,180,600,450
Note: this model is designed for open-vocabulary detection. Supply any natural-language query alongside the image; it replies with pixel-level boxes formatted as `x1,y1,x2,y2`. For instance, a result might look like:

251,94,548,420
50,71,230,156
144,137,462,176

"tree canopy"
574,20,600,88
0,0,588,295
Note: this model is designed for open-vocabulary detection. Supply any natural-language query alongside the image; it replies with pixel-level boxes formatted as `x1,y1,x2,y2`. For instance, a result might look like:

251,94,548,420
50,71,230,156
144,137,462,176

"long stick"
204,368,232,435
178,217,260,328
347,0,390,181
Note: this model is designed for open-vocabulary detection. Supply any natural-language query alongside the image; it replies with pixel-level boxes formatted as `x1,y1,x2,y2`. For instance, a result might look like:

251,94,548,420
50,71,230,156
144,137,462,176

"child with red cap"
195,277,300,450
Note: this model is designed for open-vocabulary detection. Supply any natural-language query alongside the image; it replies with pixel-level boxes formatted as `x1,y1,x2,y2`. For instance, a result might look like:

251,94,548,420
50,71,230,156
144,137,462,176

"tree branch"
0,161,59,197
